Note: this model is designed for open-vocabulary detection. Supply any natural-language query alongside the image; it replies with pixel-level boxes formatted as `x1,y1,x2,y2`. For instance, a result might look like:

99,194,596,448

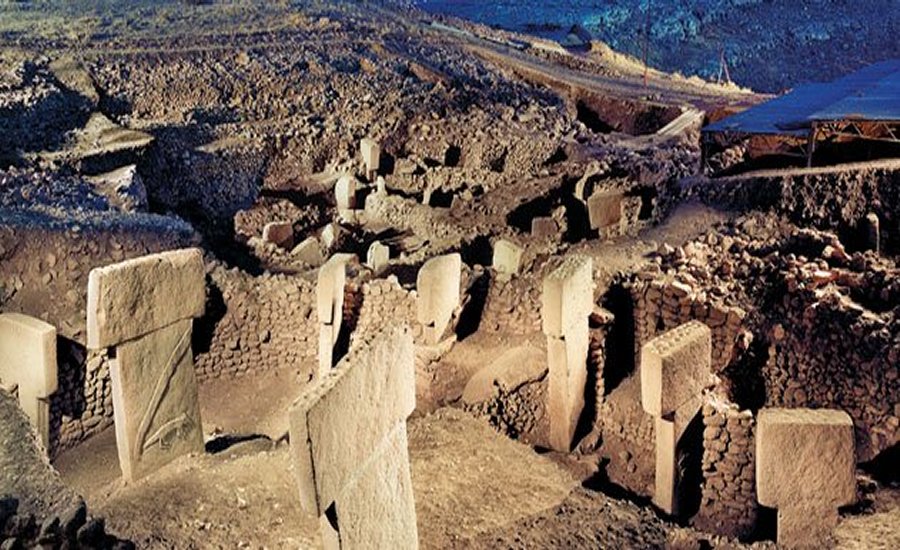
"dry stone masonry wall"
694,395,758,539
196,265,319,382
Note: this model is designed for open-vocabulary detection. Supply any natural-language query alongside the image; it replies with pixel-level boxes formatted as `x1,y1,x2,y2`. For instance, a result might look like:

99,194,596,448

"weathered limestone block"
328,423,418,550
335,175,358,212
416,254,462,345
461,345,546,405
0,313,58,449
652,393,703,515
293,237,326,266
360,138,381,180
756,408,855,549
587,191,624,231
531,217,558,239
110,318,204,482
262,221,294,249
317,254,354,376
86,248,206,350
641,321,713,417
289,326,417,549
541,255,593,339
366,241,389,273
542,255,593,452
492,240,523,279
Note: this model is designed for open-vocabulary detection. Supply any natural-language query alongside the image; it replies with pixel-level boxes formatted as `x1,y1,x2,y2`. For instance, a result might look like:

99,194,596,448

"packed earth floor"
0,1,898,549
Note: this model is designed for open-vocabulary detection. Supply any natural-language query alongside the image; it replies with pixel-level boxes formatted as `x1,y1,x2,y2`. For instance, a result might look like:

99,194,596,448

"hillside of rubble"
418,0,900,92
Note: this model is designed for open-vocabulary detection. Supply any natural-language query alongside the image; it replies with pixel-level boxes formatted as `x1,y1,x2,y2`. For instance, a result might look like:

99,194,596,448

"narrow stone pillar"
0,313,58,450
416,254,461,345
317,254,354,377
290,326,418,549
640,320,713,515
541,255,593,452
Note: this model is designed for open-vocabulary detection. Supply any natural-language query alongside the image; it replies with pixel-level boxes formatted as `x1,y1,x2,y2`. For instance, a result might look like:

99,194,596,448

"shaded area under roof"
704,59,900,136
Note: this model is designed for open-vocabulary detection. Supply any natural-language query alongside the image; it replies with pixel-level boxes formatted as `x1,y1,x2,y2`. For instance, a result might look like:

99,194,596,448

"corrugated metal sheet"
704,59,900,135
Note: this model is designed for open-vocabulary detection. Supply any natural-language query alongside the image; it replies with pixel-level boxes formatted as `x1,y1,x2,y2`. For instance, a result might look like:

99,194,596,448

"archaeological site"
0,1,898,549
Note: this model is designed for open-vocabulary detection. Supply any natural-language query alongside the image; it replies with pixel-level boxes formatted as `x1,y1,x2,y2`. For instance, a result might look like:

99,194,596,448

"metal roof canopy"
703,59,900,136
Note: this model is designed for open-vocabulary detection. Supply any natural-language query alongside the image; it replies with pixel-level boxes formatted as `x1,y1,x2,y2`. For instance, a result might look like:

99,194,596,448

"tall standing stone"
416,254,462,345
756,408,856,549
640,320,713,515
0,313,58,450
541,255,593,452
86,248,206,482
366,241,390,274
289,326,418,549
360,138,381,181
317,254,354,377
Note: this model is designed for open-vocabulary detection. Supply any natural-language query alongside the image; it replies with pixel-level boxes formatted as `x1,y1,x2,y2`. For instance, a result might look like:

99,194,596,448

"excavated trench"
571,93,682,136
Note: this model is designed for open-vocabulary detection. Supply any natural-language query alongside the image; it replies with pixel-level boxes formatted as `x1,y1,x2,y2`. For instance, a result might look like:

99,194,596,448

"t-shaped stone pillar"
317,254,354,378
87,248,206,482
640,320,713,515
416,253,461,345
756,408,856,549
0,313,58,450
289,325,418,549
541,255,593,452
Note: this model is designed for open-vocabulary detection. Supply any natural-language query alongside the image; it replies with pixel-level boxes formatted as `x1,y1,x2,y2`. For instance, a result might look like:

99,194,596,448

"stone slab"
262,221,294,249
360,138,381,178
461,345,547,404
640,321,712,417
317,254,353,375
756,408,856,509
541,255,593,339
366,241,390,273
330,422,419,550
587,191,624,230
290,326,415,516
531,217,558,239
293,237,326,267
86,248,206,349
416,254,461,345
335,175,358,210
109,318,204,482
0,313,57,449
492,240,523,278
653,395,703,515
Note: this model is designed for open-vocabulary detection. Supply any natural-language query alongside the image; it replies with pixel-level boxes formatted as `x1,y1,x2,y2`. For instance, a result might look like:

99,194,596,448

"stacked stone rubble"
195,265,318,381
631,277,745,373
353,277,418,344
693,396,758,539
480,276,542,335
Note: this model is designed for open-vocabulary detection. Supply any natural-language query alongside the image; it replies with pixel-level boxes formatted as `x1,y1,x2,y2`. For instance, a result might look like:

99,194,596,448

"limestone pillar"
640,320,713,515
541,255,593,452
756,408,856,549
289,326,418,549
0,313,58,450
416,254,461,345
86,248,206,482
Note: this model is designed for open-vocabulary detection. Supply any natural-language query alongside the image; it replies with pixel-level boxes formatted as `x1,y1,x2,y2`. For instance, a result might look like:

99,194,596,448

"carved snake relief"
133,326,193,460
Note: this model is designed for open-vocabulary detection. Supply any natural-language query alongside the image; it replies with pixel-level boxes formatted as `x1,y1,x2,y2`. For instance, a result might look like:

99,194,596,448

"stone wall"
694,395,758,539
479,275,542,335
690,161,900,252
195,265,318,382
353,277,418,344
764,279,900,462
630,276,746,373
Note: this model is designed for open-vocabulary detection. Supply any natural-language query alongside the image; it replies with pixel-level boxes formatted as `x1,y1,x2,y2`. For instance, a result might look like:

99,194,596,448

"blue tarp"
704,59,900,135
